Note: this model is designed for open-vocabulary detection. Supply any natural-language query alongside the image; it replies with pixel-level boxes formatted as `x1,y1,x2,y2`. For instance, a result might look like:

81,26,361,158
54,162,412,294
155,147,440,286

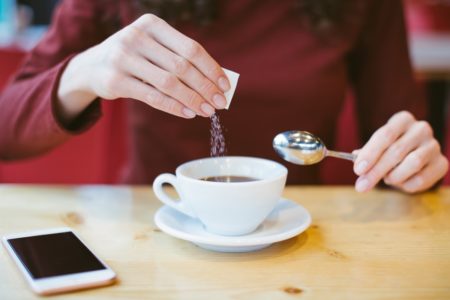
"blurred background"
0,0,449,185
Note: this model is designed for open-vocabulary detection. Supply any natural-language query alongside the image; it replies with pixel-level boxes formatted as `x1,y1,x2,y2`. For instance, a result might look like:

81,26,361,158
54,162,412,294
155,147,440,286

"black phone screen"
7,232,106,279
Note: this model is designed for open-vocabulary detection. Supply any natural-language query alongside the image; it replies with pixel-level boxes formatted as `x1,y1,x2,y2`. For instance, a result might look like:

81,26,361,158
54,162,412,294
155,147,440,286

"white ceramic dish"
154,198,311,252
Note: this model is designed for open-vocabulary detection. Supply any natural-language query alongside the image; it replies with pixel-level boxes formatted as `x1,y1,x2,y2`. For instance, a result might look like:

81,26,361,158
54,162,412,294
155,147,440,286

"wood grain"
0,185,449,299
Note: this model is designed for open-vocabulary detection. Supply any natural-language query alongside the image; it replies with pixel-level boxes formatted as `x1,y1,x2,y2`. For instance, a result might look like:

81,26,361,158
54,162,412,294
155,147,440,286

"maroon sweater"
0,0,424,184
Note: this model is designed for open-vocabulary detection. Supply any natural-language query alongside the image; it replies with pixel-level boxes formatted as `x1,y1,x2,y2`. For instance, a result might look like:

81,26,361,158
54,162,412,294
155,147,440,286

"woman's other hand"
353,111,449,193
57,14,230,122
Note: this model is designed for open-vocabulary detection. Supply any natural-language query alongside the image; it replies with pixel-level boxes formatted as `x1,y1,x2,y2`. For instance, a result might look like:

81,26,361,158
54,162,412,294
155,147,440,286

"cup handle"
152,173,197,219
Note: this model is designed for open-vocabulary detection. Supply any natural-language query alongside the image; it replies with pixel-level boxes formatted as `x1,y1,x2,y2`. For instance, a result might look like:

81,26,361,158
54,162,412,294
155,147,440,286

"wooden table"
0,185,449,299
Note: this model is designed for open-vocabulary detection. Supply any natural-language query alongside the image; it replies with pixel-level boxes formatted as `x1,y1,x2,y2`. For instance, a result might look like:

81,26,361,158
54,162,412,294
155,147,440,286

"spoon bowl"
273,131,355,165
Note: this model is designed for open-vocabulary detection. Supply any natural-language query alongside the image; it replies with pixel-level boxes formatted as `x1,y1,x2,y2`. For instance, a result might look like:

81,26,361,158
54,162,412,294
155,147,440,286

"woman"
0,0,447,192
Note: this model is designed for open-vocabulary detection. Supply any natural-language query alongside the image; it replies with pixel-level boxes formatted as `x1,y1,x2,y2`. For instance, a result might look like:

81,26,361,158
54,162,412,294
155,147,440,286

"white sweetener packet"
222,68,240,109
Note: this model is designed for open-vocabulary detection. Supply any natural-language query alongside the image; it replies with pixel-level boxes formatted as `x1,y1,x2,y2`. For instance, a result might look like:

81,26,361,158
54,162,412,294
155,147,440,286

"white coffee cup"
153,156,288,236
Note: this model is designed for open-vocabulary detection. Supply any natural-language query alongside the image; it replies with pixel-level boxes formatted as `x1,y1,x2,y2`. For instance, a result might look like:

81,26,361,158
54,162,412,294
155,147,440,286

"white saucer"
154,198,311,252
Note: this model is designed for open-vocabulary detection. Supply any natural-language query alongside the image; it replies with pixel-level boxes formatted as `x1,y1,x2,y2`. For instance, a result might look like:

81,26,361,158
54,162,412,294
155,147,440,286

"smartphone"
2,227,116,295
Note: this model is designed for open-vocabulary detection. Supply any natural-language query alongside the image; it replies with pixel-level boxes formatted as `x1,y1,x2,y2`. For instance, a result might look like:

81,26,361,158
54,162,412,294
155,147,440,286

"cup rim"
175,156,287,185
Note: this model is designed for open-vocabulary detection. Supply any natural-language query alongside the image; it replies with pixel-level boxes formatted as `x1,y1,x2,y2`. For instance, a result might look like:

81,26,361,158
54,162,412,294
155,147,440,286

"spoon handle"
326,150,356,162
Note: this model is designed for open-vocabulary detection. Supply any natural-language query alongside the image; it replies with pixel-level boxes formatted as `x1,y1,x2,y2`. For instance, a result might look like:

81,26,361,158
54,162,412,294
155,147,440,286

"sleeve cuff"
49,54,102,135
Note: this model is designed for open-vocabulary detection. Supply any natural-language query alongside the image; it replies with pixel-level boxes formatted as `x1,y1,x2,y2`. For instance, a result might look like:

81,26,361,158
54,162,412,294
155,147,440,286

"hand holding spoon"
273,131,356,165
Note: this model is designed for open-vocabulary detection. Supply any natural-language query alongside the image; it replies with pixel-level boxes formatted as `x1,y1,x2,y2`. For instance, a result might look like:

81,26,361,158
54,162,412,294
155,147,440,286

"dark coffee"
200,175,258,182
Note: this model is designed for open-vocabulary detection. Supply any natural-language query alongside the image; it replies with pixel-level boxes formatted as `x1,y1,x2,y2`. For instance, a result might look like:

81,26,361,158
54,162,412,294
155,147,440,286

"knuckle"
367,169,383,185
173,57,190,76
146,90,166,108
184,40,202,59
443,156,449,173
389,143,407,162
408,151,426,171
438,154,449,170
413,176,425,190
121,26,142,45
430,139,441,152
159,74,177,90
198,79,215,95
417,121,433,137
396,110,415,123
108,47,127,68
120,26,146,52
140,13,163,26
204,64,222,80
165,100,180,114
380,125,397,144
184,91,200,108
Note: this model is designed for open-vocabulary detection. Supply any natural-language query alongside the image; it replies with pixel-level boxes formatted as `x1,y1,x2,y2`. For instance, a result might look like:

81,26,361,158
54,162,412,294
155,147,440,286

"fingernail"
201,102,215,116
355,177,370,192
212,94,226,108
182,107,196,118
218,76,230,92
355,160,368,175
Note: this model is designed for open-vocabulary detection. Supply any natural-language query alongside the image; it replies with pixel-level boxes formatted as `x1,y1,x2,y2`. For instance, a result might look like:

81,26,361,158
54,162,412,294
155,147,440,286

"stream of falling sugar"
210,113,227,157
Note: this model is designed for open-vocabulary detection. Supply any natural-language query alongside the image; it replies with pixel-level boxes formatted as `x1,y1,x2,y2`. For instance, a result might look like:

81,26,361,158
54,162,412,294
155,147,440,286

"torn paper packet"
222,68,239,109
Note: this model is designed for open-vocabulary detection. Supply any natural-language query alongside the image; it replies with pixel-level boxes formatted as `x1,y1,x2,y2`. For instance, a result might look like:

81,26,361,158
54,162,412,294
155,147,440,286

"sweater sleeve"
0,0,116,160
348,0,426,144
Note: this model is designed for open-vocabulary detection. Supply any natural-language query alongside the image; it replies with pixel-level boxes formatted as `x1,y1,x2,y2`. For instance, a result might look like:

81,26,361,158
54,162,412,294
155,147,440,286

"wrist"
57,52,97,124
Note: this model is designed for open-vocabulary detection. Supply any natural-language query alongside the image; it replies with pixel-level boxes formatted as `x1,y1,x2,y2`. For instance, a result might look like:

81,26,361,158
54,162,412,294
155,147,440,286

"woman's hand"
353,111,448,193
57,14,230,122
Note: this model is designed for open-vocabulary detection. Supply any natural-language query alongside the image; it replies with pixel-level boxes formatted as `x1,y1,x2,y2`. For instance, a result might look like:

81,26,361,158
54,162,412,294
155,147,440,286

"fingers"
88,15,229,119
354,111,416,176
355,118,433,192
353,111,449,193
124,56,214,117
132,14,230,92
135,36,227,110
398,154,449,193
115,76,196,119
384,139,440,185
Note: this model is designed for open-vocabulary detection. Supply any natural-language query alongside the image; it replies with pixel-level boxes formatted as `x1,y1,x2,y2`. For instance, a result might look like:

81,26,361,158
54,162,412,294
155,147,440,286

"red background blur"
0,1,449,185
